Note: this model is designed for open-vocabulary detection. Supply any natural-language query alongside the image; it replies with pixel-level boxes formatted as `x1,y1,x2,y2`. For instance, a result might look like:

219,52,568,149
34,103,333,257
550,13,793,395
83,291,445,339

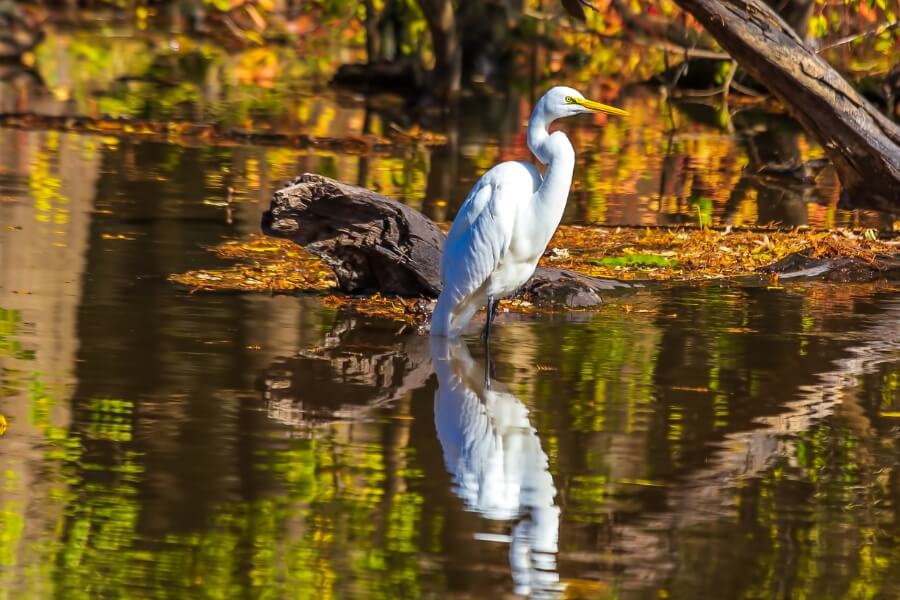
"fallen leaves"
169,226,898,322
169,236,434,321
169,236,336,293
321,293,434,321
545,226,895,281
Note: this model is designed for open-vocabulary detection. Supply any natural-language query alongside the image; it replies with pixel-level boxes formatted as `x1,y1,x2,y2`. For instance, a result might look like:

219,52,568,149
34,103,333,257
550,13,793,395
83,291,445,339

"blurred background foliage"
5,0,898,100
3,0,896,229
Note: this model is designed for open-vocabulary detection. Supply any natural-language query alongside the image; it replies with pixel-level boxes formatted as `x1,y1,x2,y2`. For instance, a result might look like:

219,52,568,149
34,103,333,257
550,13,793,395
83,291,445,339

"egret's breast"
488,257,537,297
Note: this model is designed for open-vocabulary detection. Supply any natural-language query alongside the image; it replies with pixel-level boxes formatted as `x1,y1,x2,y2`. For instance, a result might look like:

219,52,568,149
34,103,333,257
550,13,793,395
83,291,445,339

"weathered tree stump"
262,173,446,296
673,0,900,209
261,173,638,308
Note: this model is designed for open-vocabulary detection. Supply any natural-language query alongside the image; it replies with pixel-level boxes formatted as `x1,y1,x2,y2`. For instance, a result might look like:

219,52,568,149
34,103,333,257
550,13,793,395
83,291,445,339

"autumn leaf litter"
170,225,898,321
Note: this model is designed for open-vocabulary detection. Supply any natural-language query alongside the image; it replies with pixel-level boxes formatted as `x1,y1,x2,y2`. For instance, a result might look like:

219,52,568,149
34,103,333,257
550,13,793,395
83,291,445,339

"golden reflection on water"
0,43,899,598
3,26,893,229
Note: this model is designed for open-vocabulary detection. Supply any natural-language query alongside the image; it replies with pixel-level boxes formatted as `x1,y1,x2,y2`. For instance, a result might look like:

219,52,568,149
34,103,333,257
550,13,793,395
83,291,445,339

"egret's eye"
564,96,575,104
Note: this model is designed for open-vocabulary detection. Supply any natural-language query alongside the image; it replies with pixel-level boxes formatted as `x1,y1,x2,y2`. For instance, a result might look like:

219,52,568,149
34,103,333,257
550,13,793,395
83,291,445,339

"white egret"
430,86,628,340
430,336,560,596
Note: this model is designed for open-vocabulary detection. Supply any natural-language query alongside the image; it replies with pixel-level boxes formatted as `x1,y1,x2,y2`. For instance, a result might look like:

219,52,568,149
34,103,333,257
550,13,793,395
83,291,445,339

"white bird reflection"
430,336,560,597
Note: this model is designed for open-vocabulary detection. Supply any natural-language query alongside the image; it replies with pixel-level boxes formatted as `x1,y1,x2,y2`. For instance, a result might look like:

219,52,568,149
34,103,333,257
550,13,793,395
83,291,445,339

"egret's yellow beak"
573,97,629,117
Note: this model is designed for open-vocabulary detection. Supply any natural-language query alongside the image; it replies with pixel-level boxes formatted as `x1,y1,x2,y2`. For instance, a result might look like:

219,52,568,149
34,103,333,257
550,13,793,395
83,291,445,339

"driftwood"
261,173,637,308
672,0,900,209
763,249,900,282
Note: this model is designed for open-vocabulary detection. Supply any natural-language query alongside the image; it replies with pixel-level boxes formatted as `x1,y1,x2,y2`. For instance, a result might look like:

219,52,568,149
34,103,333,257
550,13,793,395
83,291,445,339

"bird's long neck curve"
526,104,575,232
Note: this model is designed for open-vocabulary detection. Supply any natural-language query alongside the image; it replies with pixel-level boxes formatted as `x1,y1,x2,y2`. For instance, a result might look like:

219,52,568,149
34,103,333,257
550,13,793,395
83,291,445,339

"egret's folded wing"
440,179,516,302
443,177,492,268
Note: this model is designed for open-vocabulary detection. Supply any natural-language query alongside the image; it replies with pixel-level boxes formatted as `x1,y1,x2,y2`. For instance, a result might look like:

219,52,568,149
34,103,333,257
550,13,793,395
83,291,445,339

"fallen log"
672,0,900,209
261,173,637,309
762,249,900,282
0,113,445,153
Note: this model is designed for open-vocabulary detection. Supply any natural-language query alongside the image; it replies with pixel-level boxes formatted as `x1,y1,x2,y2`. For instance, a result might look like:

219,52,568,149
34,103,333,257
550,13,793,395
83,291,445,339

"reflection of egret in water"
430,337,560,597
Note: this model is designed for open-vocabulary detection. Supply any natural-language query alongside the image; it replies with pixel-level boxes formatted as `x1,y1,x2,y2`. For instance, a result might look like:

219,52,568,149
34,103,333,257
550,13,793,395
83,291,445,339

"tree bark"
673,0,900,209
261,173,638,308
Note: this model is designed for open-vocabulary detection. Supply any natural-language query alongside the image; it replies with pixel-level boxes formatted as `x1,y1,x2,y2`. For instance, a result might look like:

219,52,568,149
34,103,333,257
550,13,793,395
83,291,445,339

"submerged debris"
170,226,899,321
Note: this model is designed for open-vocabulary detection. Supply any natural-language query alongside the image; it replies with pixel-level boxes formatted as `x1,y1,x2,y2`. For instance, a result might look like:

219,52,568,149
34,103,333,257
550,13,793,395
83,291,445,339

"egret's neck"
526,109,553,165
526,107,575,226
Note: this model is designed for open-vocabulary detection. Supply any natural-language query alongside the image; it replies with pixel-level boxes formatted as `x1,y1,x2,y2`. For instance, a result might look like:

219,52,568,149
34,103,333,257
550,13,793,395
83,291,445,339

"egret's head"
537,86,628,121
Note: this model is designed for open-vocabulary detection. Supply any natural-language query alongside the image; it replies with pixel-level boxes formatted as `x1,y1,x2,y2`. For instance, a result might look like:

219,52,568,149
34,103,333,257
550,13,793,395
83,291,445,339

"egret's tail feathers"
431,292,481,338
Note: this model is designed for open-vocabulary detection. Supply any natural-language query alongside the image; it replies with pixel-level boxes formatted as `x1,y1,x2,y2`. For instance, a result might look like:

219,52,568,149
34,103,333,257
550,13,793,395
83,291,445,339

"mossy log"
673,0,900,209
261,173,637,308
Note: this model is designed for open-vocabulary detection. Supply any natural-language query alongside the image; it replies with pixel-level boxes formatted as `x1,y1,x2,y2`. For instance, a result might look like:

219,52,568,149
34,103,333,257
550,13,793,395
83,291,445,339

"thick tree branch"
672,0,900,209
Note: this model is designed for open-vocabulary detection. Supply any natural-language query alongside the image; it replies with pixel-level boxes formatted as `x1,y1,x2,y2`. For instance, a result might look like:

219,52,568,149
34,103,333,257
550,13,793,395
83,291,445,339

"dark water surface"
1,124,899,599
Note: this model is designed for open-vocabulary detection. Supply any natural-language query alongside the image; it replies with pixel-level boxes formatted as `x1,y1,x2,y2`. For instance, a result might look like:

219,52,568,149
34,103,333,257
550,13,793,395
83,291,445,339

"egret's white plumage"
431,86,627,338
430,336,560,595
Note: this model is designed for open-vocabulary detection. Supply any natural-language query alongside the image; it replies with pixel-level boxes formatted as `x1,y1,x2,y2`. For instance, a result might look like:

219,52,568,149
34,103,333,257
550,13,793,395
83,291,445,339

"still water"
1,126,899,599
1,23,900,599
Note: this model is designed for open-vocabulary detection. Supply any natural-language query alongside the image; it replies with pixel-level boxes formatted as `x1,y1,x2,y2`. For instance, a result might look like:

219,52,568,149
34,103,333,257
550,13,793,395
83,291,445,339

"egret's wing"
443,177,492,266
441,176,518,302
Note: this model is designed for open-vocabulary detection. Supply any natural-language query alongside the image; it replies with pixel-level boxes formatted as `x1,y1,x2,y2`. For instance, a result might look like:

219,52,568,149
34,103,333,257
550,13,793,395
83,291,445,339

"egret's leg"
482,295,498,345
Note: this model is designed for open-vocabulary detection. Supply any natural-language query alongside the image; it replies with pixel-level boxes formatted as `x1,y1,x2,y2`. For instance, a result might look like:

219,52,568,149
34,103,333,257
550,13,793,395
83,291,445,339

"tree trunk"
363,0,379,62
673,0,900,209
